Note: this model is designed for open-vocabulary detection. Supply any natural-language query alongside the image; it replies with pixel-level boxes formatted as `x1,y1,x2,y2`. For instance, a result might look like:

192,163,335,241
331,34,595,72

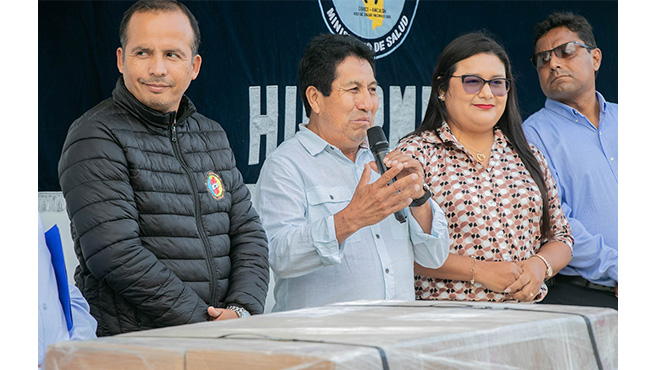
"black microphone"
367,126,407,223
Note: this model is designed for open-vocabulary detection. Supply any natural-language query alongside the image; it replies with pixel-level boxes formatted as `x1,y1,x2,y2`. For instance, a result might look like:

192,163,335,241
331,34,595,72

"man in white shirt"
254,34,450,312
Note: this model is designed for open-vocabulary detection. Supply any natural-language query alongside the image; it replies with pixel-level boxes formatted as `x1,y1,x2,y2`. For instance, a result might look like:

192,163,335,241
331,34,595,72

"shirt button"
375,234,380,239
610,157,615,161
42,303,47,310
385,268,390,274
329,194,334,200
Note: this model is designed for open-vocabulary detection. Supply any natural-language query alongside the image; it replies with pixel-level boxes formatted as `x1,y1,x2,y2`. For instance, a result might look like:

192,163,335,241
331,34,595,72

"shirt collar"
295,124,368,157
596,91,609,113
433,122,505,147
543,91,608,122
436,123,458,145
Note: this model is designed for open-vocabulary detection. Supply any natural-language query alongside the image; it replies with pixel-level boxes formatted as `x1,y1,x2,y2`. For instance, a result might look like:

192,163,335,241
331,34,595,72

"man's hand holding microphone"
333,126,433,243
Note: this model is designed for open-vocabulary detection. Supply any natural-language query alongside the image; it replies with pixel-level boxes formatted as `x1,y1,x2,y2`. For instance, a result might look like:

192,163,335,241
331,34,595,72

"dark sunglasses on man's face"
531,41,593,68
451,75,511,97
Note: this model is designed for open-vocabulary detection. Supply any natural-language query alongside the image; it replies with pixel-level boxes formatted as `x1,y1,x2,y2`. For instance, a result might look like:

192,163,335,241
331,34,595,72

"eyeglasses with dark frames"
451,75,511,96
531,41,593,68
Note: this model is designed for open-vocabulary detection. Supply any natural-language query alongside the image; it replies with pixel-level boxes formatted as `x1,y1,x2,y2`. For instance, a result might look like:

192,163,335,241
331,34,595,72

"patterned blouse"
397,124,573,302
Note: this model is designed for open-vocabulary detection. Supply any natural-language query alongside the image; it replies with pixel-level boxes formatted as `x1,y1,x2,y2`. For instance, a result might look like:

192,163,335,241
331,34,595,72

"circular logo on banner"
206,171,225,200
318,0,419,59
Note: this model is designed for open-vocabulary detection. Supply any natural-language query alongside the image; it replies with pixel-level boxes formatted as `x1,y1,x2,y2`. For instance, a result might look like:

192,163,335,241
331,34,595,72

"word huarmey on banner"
248,85,431,165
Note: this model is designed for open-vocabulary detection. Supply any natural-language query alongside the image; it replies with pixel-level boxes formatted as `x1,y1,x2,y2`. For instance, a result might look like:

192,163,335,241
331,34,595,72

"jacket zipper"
170,117,218,306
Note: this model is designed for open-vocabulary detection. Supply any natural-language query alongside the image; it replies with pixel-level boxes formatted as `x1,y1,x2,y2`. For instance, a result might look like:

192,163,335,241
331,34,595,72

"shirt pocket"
389,212,409,240
306,186,361,242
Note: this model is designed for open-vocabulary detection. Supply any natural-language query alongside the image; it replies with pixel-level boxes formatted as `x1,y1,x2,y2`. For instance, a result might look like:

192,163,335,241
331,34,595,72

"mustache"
139,78,175,86
550,70,571,79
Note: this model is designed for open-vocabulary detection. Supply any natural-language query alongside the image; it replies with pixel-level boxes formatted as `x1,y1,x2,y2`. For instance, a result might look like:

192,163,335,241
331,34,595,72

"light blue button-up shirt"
523,92,618,286
254,125,450,312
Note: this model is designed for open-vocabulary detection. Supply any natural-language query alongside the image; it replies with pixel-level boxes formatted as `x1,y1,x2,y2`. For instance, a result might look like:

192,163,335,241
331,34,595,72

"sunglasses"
531,41,593,68
451,75,511,96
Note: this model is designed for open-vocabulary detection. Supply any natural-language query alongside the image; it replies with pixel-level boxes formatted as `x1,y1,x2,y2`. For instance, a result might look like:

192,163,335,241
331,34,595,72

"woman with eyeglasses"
396,32,573,303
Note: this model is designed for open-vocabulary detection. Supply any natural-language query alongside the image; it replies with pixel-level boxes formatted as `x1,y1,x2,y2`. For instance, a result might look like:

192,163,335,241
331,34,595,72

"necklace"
454,135,492,163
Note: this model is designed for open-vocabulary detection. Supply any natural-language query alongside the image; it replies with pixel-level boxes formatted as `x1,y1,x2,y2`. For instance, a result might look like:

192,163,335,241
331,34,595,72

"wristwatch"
410,184,432,207
226,305,251,318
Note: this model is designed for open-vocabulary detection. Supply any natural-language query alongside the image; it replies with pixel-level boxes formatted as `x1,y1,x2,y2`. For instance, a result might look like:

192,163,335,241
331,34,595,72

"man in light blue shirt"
523,12,617,309
38,214,97,367
254,34,449,312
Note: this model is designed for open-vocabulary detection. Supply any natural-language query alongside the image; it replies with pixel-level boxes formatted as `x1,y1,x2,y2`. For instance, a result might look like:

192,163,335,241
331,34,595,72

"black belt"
550,274,615,293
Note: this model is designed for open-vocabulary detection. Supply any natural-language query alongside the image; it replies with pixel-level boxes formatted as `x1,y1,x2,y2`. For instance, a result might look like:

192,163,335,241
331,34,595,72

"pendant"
475,153,486,162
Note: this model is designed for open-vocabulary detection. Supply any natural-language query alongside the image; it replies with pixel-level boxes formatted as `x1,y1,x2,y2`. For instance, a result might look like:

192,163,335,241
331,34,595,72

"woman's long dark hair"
412,32,552,239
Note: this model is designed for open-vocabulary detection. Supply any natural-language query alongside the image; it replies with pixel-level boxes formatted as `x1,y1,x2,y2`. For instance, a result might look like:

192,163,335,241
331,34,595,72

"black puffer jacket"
58,78,269,336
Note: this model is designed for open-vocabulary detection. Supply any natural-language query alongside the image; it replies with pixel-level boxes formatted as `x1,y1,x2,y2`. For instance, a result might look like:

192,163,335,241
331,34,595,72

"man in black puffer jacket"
58,0,269,336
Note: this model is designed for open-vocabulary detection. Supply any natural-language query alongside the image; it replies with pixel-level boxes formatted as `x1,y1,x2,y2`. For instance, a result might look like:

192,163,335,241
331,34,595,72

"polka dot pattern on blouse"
397,124,573,302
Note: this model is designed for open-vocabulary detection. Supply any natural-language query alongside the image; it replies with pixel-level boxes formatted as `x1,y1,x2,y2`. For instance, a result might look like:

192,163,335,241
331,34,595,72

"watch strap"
410,184,432,207
226,305,251,318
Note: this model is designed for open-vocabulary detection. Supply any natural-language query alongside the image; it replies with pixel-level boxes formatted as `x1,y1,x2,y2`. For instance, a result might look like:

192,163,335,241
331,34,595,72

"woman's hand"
383,151,425,195
504,257,547,301
475,260,523,293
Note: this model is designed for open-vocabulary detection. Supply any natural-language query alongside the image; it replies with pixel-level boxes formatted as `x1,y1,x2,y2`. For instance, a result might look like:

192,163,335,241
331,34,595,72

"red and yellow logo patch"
206,171,225,200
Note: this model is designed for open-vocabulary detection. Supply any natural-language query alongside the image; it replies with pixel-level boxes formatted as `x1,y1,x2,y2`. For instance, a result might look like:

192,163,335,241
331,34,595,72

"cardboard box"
46,300,617,369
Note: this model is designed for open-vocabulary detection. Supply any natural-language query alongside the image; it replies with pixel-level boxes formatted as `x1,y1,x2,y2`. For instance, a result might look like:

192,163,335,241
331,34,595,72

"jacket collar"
111,77,197,130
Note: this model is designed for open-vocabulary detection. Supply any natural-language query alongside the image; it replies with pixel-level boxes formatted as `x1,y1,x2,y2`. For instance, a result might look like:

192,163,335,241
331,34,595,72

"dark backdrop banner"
38,0,618,190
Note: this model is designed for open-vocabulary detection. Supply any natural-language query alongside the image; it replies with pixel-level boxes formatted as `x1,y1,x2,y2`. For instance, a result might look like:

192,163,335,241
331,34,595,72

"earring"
438,94,445,101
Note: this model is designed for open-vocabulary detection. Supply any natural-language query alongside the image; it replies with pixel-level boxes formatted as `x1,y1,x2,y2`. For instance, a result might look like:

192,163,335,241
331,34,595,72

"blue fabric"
523,92,618,287
44,225,72,331
39,215,97,366
254,124,450,312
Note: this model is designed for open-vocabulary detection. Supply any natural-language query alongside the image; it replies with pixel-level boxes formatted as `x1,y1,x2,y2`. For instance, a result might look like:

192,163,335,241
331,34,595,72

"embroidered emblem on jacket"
206,171,225,200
